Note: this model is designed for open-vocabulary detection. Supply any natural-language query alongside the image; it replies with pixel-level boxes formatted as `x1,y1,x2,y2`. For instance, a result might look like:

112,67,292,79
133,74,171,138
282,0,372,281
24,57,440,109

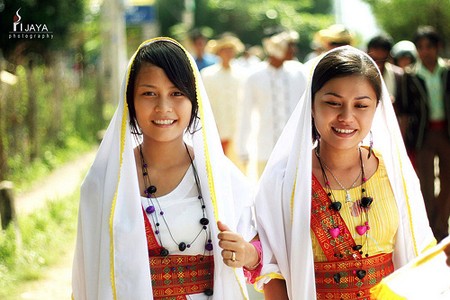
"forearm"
243,237,260,269
263,279,288,300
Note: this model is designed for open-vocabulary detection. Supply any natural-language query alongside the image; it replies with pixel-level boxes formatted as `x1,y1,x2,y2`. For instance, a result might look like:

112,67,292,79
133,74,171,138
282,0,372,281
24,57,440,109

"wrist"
244,240,262,270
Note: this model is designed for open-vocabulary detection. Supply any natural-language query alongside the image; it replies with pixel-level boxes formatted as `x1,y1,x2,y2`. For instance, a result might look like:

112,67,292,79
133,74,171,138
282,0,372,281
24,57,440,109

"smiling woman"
72,38,260,299
254,46,437,300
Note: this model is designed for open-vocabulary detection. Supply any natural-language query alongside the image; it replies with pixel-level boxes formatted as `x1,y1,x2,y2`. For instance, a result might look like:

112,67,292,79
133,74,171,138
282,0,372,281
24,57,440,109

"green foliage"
0,0,85,60
363,0,450,43
2,63,105,189
0,192,79,298
158,0,334,60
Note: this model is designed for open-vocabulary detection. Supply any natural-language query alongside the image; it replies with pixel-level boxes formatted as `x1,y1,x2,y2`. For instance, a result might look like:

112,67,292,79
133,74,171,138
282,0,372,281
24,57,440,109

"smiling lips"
333,127,356,134
153,119,175,125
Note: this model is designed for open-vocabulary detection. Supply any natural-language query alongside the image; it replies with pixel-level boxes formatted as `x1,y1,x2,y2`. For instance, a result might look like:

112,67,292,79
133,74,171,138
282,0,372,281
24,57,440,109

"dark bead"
330,201,342,211
160,211,164,215
145,205,155,214
333,273,341,283
353,245,362,251
356,269,366,279
143,171,148,176
198,195,203,200
327,192,332,196
203,225,207,230
160,248,169,257
202,205,206,209
178,242,187,251
362,188,366,193
156,222,160,227
146,185,157,194
200,217,210,225
205,243,213,251
204,288,214,296
361,197,373,208
365,253,369,257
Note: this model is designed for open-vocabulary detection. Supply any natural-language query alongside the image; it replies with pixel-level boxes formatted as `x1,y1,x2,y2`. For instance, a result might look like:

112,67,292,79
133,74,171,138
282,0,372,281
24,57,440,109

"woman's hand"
217,221,259,269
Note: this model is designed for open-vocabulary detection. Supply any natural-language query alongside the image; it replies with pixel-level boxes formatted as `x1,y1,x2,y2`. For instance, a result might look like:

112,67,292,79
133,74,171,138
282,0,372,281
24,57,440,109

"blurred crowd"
186,24,450,242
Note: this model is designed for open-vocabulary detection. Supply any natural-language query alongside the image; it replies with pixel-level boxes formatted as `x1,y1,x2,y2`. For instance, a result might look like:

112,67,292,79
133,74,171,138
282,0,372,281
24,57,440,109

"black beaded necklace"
139,143,214,298
315,146,374,257
139,143,213,256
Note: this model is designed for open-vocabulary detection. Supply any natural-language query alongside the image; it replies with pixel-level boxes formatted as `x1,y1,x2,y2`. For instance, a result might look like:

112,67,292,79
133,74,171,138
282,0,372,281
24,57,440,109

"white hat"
263,30,299,59
391,40,418,59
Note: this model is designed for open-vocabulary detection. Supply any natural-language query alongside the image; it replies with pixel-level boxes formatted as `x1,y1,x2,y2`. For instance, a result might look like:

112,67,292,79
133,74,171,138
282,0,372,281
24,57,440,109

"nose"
337,106,353,122
155,97,173,113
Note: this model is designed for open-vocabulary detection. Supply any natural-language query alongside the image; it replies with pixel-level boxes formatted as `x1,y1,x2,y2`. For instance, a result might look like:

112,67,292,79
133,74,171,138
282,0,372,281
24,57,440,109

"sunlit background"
0,0,449,298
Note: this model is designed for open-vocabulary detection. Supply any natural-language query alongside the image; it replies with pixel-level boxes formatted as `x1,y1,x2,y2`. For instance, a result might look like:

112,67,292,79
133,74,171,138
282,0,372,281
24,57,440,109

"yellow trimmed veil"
72,38,256,299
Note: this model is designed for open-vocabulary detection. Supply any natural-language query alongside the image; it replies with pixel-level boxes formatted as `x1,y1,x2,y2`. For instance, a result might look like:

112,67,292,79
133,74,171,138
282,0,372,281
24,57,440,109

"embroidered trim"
315,253,394,300
150,255,214,299
311,174,362,261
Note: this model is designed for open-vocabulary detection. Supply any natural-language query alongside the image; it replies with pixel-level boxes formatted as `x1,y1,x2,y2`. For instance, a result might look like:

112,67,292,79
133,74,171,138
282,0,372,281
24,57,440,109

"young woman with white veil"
72,38,260,299
254,46,438,299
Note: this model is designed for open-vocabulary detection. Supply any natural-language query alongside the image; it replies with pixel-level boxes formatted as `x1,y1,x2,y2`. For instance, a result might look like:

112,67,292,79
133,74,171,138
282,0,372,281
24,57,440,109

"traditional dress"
72,38,256,299
254,46,435,299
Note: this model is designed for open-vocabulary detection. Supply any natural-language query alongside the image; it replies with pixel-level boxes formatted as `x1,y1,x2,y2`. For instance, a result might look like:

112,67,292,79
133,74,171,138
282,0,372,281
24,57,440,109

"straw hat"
206,35,245,54
318,24,354,47
262,30,299,59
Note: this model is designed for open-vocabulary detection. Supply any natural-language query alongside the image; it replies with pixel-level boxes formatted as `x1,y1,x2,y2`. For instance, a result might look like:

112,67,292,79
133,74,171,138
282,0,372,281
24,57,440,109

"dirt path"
11,150,96,300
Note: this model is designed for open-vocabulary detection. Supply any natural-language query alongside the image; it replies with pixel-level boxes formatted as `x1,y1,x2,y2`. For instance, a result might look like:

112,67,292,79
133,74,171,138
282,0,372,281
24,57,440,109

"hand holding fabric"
217,221,260,269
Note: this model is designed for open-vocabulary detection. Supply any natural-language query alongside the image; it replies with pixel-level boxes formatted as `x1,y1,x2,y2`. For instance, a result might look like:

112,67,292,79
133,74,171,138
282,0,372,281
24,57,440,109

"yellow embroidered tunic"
312,154,399,262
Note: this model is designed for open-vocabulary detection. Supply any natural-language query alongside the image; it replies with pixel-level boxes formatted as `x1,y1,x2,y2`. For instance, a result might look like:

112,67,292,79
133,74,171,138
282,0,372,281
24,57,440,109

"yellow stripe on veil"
108,39,149,299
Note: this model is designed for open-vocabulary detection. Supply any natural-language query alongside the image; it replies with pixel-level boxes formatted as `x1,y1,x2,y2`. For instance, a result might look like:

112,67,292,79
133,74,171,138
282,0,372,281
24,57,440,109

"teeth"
153,120,174,125
334,128,354,134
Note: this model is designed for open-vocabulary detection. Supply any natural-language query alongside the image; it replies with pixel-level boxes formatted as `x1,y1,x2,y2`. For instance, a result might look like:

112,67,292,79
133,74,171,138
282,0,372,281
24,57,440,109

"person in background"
391,40,418,70
234,44,262,69
189,28,218,71
399,26,450,242
317,24,354,51
72,38,260,299
236,29,307,178
201,33,245,159
304,31,326,62
255,46,436,299
366,34,404,104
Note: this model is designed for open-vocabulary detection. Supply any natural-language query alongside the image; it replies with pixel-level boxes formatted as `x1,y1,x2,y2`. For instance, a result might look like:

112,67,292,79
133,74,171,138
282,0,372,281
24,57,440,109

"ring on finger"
231,251,236,262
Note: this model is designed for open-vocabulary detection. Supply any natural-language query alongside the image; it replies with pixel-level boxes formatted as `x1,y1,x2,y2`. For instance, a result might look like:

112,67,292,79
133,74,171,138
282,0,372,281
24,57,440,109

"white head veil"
72,37,256,299
254,45,435,299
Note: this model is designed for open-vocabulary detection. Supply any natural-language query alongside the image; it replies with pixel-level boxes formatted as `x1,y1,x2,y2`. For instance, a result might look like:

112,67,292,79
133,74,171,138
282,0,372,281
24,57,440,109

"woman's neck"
140,139,190,170
317,144,361,171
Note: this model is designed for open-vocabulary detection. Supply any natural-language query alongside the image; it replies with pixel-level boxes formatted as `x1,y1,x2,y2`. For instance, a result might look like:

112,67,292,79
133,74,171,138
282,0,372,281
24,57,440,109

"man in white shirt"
236,30,307,177
201,33,245,160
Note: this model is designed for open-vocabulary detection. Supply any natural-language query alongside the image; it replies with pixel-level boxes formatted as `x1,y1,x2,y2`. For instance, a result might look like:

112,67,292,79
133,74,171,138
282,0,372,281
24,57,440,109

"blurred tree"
157,0,334,60
0,0,84,64
363,0,450,51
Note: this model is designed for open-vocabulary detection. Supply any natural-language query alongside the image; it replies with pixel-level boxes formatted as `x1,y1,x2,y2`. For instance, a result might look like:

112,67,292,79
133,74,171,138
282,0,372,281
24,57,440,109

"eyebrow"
323,92,373,101
137,84,156,88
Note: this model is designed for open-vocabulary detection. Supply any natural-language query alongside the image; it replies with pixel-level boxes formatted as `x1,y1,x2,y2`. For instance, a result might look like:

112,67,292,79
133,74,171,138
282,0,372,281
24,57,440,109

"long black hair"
126,40,199,134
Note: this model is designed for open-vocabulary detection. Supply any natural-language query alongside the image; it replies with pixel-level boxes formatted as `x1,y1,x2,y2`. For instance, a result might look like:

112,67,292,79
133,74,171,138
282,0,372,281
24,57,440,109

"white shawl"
254,46,435,299
72,37,256,300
